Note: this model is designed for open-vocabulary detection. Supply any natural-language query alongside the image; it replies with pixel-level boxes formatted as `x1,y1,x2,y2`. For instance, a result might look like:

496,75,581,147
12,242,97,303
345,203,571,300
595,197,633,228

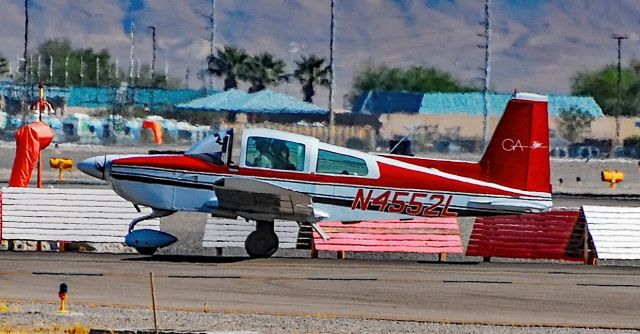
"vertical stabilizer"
479,93,550,193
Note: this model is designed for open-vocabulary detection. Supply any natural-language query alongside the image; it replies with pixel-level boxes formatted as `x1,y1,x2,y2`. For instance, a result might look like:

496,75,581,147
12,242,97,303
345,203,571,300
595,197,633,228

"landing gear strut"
244,220,279,258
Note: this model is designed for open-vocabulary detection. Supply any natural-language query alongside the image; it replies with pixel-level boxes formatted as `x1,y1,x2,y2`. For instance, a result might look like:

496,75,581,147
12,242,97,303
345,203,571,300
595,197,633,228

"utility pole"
328,0,336,144
129,21,135,84
49,56,53,83
164,60,169,88
479,0,492,150
148,26,156,82
23,0,28,84
185,67,190,89
36,54,41,82
115,57,119,80
22,0,30,115
64,56,69,87
612,33,628,149
96,57,100,86
80,56,84,86
108,58,112,82
207,0,216,91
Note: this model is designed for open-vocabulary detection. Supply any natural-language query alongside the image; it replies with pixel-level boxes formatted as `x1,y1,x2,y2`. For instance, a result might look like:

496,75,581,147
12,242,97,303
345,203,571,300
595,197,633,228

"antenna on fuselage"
388,125,417,155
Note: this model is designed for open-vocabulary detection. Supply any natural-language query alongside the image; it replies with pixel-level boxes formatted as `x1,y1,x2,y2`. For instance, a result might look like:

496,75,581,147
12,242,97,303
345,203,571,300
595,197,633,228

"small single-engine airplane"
79,92,552,257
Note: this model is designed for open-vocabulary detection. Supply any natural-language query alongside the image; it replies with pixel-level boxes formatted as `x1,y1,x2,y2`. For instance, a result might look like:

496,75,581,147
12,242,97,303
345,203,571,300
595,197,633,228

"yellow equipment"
50,157,74,181
601,170,624,189
58,283,68,313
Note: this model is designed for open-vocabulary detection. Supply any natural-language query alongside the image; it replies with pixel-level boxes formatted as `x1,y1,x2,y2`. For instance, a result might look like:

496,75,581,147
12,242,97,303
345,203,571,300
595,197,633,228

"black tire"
245,230,279,258
135,247,158,256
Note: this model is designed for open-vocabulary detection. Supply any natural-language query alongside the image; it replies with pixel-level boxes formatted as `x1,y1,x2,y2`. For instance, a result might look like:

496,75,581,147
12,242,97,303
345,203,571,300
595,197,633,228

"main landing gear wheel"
245,221,279,258
135,247,158,256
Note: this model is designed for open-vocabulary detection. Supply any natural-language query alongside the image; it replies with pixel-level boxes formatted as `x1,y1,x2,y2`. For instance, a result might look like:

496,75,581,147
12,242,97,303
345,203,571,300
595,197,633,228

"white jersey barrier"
582,205,640,260
1,187,159,244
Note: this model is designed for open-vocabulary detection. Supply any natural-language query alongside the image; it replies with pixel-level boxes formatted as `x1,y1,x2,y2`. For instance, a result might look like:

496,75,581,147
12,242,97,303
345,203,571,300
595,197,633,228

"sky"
1,0,640,109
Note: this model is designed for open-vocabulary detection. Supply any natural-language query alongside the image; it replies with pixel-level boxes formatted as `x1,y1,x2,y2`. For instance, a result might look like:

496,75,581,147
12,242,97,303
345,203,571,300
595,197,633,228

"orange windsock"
142,120,163,145
9,122,54,187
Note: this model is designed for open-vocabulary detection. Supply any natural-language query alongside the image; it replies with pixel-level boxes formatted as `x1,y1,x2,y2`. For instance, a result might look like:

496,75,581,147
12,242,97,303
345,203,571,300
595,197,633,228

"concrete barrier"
582,205,640,260
312,217,463,258
466,210,584,262
1,187,159,250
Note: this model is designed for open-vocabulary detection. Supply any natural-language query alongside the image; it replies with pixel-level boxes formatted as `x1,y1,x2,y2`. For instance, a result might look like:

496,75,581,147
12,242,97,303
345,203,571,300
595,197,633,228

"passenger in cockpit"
271,140,296,170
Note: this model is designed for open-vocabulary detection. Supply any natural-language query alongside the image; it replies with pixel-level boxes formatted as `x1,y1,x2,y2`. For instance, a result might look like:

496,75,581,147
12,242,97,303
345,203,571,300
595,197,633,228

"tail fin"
479,93,550,193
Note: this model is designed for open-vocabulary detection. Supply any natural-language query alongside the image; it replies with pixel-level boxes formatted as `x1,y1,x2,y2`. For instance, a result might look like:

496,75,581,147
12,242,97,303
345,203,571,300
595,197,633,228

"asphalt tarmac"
0,252,638,329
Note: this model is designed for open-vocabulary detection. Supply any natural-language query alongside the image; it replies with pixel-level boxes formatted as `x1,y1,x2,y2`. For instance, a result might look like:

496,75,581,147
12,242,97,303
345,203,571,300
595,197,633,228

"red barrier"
0,191,3,240
466,210,583,261
312,217,463,254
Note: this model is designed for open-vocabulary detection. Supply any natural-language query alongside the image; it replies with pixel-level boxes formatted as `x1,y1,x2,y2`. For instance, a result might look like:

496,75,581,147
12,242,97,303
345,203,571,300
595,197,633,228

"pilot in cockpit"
253,138,273,168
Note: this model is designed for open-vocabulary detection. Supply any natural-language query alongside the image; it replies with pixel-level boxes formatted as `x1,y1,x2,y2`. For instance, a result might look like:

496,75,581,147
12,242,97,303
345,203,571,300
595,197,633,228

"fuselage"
79,127,552,223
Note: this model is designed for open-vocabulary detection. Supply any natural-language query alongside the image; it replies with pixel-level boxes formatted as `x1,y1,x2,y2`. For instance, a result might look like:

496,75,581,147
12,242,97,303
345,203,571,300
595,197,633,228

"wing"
210,177,327,223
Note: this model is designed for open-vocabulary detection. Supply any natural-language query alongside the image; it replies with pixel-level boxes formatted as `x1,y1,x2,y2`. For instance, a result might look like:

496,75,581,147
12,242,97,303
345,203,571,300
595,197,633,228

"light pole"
612,33,628,149
328,0,336,144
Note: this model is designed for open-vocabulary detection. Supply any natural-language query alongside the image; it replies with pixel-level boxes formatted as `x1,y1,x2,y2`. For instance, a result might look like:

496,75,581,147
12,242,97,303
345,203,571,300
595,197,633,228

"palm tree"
243,52,288,93
0,54,9,76
293,55,330,103
207,46,249,91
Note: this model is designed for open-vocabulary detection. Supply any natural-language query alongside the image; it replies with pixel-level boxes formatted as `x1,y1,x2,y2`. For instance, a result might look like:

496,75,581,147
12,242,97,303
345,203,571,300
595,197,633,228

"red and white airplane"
79,92,552,257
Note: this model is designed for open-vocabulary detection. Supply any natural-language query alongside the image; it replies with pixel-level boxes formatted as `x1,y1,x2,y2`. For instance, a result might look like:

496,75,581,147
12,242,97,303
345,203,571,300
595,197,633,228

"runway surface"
0,252,638,329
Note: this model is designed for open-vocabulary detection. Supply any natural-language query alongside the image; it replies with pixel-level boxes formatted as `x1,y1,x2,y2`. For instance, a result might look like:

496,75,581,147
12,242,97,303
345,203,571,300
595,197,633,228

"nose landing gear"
126,209,177,256
244,220,279,258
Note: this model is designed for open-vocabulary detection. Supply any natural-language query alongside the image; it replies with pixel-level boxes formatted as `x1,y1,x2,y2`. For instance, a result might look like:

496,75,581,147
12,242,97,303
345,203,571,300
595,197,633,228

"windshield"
186,128,233,165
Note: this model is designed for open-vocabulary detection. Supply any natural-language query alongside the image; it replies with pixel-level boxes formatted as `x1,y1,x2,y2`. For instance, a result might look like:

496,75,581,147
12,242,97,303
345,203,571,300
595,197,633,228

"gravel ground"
1,302,638,334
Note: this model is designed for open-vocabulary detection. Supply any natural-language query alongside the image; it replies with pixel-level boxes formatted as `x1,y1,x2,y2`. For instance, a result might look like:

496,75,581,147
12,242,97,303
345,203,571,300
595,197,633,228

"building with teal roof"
353,91,604,117
66,87,210,109
176,89,326,114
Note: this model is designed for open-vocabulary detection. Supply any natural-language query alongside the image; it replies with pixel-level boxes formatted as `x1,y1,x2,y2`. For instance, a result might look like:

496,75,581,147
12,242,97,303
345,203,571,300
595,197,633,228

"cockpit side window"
245,136,305,171
316,149,369,176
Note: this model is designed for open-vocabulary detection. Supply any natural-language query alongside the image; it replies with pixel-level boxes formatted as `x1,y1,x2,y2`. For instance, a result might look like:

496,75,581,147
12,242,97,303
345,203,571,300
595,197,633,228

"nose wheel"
135,247,158,256
245,221,279,258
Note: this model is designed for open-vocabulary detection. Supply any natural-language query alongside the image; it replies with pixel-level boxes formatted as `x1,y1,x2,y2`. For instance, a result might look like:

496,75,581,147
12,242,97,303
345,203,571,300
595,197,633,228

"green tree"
556,106,595,142
571,64,639,117
243,52,288,93
207,45,249,91
30,38,119,87
293,54,330,103
351,64,471,100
